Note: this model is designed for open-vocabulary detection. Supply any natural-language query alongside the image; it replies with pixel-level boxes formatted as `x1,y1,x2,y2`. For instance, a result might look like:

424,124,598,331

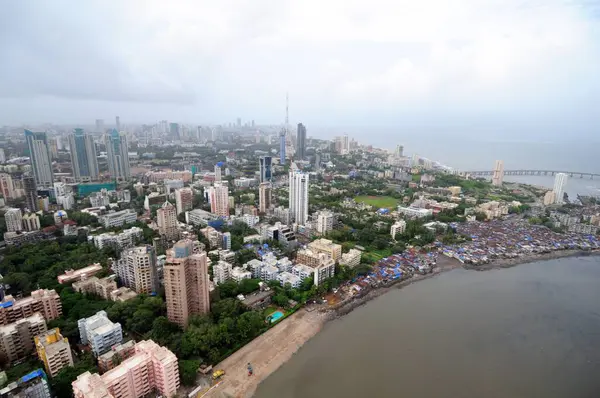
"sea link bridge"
466,170,600,179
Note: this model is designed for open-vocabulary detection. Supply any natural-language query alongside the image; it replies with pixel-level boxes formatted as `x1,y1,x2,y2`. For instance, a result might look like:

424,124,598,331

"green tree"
179,359,201,386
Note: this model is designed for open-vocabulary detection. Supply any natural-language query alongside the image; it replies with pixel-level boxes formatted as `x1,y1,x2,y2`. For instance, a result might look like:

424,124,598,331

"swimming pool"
268,311,284,323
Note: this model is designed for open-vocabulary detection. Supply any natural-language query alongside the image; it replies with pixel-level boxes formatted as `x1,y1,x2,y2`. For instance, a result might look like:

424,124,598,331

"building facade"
0,290,62,326
157,201,180,241
68,129,99,182
24,130,54,188
35,328,74,378
553,173,568,204
296,123,306,160
209,183,229,217
5,208,23,232
116,246,159,294
0,313,47,365
175,187,194,215
78,311,123,357
259,182,272,214
105,129,131,181
492,160,504,187
259,156,272,183
289,171,309,225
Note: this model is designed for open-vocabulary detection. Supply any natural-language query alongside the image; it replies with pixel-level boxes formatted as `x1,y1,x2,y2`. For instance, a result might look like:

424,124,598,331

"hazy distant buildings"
68,128,99,182
492,160,504,187
95,119,104,133
289,171,309,225
296,123,306,160
279,131,286,165
395,145,404,157
259,156,272,183
105,129,131,181
25,130,54,188
553,173,568,204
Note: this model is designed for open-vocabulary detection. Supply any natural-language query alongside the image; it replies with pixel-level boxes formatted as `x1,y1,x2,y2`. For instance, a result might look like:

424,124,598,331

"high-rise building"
78,311,122,357
391,220,407,239
115,116,120,131
280,131,286,165
35,328,74,378
259,182,272,213
553,173,568,204
175,187,194,215
0,313,47,365
95,119,104,133
289,171,309,225
236,117,242,128
214,163,222,182
68,129,99,182
24,130,54,189
5,208,23,232
169,123,180,140
307,238,343,263
22,213,41,232
164,241,210,328
23,176,38,212
209,183,229,217
0,173,14,199
157,201,179,241
72,340,180,398
0,148,6,164
259,156,272,183
105,129,131,182
116,246,159,294
0,289,62,326
395,145,404,157
296,123,306,160
314,210,334,235
492,160,504,187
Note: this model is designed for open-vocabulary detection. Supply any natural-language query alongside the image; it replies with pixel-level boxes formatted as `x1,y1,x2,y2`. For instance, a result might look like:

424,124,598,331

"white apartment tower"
5,208,23,232
289,171,309,225
105,129,131,181
492,160,504,187
68,128,99,182
24,130,54,188
553,173,568,204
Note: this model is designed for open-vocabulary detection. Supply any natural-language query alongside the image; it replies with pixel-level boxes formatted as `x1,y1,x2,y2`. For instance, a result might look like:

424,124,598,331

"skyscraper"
95,119,104,133
117,246,159,294
175,187,194,215
169,123,180,140
280,131,286,165
209,183,229,217
214,163,222,182
259,156,272,183
5,208,23,232
115,116,121,131
105,129,131,181
24,130,54,188
0,173,15,199
157,201,179,241
492,160,504,187
68,129,99,182
553,173,568,204
23,175,38,212
395,145,404,157
164,240,210,328
289,171,309,225
0,148,6,163
259,182,272,213
296,123,306,160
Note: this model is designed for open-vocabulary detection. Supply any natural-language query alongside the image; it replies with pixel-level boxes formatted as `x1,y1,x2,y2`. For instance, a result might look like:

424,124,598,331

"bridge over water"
466,170,600,179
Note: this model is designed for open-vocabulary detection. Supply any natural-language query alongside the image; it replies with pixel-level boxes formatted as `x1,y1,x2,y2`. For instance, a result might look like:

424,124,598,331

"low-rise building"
391,220,406,239
109,287,138,302
72,276,118,300
35,328,74,378
91,227,143,250
98,209,137,229
260,265,279,282
241,290,274,310
231,267,252,283
397,206,433,219
78,311,123,357
340,249,362,268
57,263,103,284
277,272,301,288
213,261,232,285
291,264,314,281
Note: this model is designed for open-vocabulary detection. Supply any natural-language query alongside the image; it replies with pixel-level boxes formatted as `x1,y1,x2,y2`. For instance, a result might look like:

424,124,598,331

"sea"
254,256,600,398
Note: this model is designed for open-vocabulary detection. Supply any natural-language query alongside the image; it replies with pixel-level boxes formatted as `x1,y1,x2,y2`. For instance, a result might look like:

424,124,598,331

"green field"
354,195,399,209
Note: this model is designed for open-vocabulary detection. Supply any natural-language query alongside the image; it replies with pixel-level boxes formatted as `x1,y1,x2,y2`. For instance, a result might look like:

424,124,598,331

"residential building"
116,246,159,294
296,123,306,160
307,238,343,263
277,272,301,288
274,206,290,225
72,340,180,398
259,156,272,183
234,177,257,188
292,264,314,281
340,249,362,268
241,290,275,310
0,313,47,365
0,290,62,326
289,171,309,225
543,190,556,206
157,201,179,241
0,148,5,163
231,267,251,283
208,183,229,217
0,174,15,199
314,210,334,235
246,259,264,279
57,263,103,284
391,220,407,239
3,230,46,247
21,213,39,232
97,340,136,373
0,369,51,398
492,160,504,186
105,129,131,181
258,182,272,213
73,276,118,300
57,193,75,210
222,232,231,250
200,226,223,249
553,173,568,205
260,265,279,282
109,288,138,303
23,176,38,212
35,328,74,377
214,163,222,182
78,311,123,357
186,208,217,227
91,227,143,251
24,130,54,188
476,201,511,220
68,129,99,182
213,261,232,285
164,241,210,328
314,257,336,286
98,209,137,228
174,187,193,215
397,206,433,219
296,249,326,268
5,208,23,233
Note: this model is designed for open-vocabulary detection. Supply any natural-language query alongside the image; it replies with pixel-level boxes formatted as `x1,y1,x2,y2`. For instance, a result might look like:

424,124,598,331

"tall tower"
208,183,229,217
115,116,121,131
157,201,179,241
296,123,306,160
289,171,309,225
68,128,99,182
553,173,568,204
23,176,38,212
117,246,159,294
259,182,272,213
492,160,504,187
105,129,131,182
259,156,272,183
24,130,54,188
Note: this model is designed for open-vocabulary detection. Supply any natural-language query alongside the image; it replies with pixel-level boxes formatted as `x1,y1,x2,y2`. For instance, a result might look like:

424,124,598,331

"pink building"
57,263,103,284
72,340,180,398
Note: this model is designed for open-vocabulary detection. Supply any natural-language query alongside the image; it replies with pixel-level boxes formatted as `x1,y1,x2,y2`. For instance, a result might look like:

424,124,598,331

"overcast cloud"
1,0,599,136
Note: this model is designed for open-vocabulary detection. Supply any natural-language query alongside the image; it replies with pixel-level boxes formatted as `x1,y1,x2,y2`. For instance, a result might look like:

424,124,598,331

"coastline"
200,251,599,398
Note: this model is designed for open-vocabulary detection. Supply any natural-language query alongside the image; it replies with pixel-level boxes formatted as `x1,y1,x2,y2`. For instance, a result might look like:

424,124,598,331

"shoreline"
200,251,598,398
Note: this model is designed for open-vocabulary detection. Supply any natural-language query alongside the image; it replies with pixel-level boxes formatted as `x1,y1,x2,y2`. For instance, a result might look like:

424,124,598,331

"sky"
1,0,599,140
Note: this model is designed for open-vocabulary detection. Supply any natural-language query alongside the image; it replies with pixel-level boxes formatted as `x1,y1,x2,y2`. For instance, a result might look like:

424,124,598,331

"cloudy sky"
1,0,599,140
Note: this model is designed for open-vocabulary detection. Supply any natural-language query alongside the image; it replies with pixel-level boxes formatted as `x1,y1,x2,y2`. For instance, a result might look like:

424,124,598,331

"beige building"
209,182,230,217
307,238,342,263
164,240,210,328
174,187,194,215
296,249,327,268
339,249,362,268
35,328,74,378
72,340,180,398
0,289,62,326
0,313,47,365
492,160,504,187
543,190,556,206
258,182,272,213
116,246,159,294
72,276,118,300
157,201,180,241
57,263,103,284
